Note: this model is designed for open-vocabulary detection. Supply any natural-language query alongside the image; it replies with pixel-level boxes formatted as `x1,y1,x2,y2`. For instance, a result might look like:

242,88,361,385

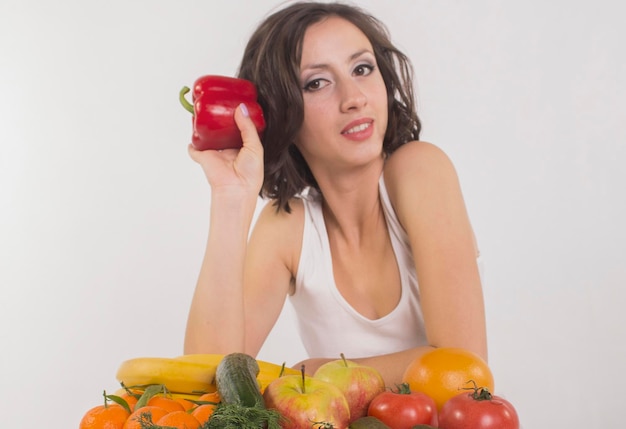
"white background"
1,0,624,427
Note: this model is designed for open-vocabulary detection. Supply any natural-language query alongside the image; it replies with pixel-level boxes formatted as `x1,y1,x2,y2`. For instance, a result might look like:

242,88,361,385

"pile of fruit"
79,348,519,429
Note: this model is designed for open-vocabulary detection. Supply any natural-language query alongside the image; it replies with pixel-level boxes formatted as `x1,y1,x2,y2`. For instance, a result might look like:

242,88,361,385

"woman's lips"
341,119,374,141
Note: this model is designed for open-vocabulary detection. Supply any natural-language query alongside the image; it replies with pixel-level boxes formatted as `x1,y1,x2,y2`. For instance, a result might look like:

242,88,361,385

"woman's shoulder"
250,197,305,275
383,140,462,227
256,197,305,229
384,140,458,188
386,140,453,170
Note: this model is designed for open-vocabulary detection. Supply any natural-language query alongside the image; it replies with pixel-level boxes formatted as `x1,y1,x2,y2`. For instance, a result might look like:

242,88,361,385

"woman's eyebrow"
349,49,374,61
301,49,375,72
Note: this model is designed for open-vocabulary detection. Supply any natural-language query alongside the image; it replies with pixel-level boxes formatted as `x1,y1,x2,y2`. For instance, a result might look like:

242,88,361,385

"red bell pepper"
179,75,266,151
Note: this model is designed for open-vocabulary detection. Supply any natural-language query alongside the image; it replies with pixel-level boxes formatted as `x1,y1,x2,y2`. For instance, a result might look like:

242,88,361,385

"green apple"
263,370,350,429
314,354,386,421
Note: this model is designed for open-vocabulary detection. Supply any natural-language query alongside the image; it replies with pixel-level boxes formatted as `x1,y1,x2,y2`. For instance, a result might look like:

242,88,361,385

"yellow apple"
263,371,350,429
314,354,386,422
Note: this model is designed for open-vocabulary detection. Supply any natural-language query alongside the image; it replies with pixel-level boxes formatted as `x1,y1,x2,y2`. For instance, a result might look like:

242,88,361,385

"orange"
79,403,130,429
402,347,494,410
123,406,169,429
191,403,216,424
174,397,196,411
146,395,185,413
116,392,139,412
155,410,201,429
197,391,221,404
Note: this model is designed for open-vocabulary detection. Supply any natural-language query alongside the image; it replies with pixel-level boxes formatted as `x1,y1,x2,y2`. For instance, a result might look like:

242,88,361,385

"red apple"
313,354,386,422
263,369,350,429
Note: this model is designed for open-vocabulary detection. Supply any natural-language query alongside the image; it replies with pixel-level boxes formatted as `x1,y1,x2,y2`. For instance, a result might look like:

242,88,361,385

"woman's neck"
317,162,385,244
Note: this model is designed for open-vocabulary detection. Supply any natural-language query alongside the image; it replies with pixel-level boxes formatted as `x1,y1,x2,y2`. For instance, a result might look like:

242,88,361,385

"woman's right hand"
188,103,264,198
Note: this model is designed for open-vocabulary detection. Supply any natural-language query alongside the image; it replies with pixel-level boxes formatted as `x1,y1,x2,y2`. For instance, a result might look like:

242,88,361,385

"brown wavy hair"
238,1,421,212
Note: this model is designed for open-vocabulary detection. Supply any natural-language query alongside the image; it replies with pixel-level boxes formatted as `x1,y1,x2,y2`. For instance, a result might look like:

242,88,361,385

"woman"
184,1,487,385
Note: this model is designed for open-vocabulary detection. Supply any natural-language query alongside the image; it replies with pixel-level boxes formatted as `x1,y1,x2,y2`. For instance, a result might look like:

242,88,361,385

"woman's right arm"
183,104,265,354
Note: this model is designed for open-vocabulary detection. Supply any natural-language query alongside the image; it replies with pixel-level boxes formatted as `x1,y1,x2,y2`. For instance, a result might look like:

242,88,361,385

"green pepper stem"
179,86,195,114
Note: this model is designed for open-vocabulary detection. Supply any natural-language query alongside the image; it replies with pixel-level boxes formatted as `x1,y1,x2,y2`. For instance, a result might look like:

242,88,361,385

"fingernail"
239,103,249,117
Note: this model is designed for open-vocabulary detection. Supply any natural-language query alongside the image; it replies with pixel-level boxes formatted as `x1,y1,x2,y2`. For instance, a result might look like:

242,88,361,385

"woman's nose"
339,80,367,112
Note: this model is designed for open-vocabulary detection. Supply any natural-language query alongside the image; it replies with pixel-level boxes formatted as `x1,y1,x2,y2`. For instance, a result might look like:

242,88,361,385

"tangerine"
155,410,201,429
79,403,130,429
191,403,216,424
174,397,196,411
123,406,169,429
115,392,139,412
402,347,494,410
197,391,221,404
146,395,185,413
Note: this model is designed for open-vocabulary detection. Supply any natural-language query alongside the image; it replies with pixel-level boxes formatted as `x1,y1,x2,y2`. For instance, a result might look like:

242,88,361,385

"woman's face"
295,16,388,174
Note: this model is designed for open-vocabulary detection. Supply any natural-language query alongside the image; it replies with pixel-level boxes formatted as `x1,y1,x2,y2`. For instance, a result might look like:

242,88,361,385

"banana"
116,356,220,394
256,360,301,392
177,353,300,392
116,353,301,395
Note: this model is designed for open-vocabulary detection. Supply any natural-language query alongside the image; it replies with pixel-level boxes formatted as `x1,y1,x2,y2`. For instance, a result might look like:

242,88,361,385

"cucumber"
349,416,391,429
215,352,265,408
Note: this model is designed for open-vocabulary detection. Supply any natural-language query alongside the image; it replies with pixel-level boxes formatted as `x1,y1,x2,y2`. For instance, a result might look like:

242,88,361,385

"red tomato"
367,383,437,429
438,386,519,429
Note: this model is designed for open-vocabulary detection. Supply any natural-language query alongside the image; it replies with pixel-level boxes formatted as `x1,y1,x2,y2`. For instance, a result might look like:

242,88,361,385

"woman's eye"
354,64,375,76
303,79,329,92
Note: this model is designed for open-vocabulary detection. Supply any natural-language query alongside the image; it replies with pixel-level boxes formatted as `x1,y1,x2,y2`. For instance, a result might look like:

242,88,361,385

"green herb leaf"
134,384,167,410
105,394,132,413
204,403,282,429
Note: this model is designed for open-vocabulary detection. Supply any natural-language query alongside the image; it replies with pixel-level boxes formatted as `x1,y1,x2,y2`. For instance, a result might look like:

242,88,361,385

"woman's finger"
233,103,263,152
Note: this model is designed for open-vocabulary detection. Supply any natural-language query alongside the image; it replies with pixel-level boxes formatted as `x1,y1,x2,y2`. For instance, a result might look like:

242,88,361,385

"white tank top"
289,176,428,359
